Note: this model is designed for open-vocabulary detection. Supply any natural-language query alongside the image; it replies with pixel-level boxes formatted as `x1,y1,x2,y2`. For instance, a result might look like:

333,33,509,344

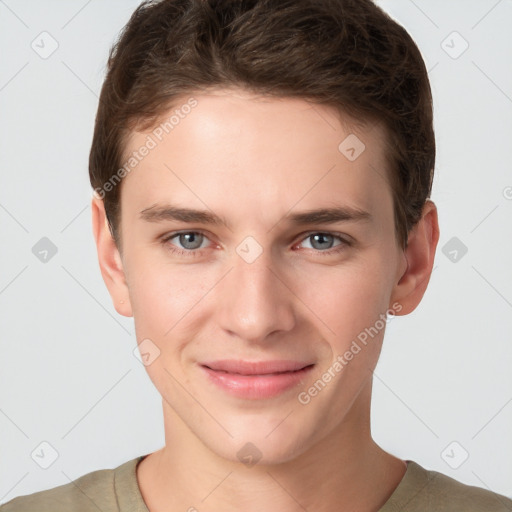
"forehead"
119,89,392,226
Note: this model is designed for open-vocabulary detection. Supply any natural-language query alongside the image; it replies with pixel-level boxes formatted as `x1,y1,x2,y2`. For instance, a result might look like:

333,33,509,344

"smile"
200,360,315,400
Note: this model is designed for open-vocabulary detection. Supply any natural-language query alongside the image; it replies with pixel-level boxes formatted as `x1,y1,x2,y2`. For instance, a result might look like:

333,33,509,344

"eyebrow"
140,204,231,228
139,203,372,228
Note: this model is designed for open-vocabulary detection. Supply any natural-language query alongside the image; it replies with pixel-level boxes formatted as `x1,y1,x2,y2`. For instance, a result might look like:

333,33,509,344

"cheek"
292,254,392,343
126,257,212,341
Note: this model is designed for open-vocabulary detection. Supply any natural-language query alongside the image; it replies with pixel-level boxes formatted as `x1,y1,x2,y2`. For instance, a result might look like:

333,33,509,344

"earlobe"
91,195,133,317
389,200,440,315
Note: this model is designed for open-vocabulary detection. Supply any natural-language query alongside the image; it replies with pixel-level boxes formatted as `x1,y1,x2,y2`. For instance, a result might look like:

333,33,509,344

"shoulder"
383,460,512,512
424,468,512,511
0,457,143,512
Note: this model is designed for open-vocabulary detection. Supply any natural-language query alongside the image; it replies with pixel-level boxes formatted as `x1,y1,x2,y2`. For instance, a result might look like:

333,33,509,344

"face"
97,88,415,465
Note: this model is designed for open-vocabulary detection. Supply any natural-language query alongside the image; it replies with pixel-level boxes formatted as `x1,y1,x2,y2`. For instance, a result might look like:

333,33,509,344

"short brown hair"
89,0,435,251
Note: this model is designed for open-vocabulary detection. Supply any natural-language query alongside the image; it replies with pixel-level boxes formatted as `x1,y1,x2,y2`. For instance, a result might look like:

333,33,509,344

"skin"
91,88,439,512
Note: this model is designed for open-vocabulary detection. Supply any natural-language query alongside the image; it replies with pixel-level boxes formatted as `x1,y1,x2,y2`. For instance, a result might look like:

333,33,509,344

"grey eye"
177,232,205,250
307,233,338,250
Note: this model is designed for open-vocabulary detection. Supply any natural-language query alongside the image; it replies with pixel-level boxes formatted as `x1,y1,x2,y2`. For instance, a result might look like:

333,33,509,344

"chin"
202,418,314,467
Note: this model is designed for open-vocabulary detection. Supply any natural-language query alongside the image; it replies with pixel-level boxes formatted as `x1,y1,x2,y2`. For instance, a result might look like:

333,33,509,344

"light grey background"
1,0,511,504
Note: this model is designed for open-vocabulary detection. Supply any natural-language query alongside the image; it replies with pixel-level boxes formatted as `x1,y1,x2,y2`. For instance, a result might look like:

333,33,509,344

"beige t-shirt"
1,455,511,511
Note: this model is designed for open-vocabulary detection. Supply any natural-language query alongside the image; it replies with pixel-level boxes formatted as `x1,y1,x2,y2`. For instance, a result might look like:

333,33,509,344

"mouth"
199,360,315,399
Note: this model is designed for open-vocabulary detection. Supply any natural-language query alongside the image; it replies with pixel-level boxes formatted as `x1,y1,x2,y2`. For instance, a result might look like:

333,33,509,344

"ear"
91,194,133,317
389,199,440,315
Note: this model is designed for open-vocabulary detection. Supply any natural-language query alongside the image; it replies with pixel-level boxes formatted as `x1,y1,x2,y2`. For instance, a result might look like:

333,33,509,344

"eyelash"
160,230,352,258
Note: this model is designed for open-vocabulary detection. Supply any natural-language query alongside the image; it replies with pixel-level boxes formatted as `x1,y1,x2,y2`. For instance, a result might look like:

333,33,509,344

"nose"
216,246,296,344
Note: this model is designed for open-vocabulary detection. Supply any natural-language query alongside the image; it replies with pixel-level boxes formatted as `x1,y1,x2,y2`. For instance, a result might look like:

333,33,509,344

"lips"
200,359,315,399
201,359,313,375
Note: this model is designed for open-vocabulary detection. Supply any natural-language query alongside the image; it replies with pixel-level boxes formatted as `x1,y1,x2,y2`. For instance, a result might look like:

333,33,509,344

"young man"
2,0,511,511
